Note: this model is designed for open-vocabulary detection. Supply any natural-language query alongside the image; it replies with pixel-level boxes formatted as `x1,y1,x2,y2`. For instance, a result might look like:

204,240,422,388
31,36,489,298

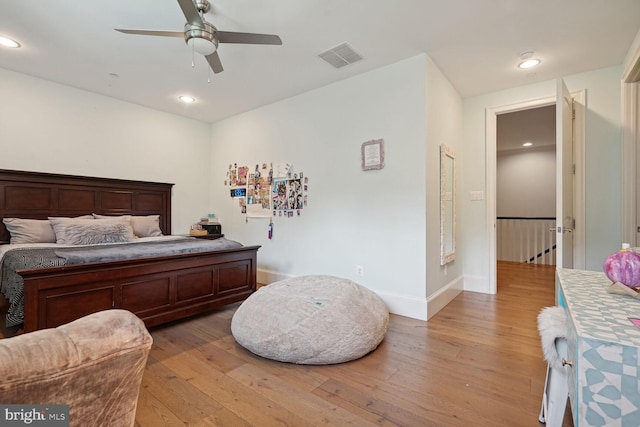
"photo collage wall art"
225,162,309,218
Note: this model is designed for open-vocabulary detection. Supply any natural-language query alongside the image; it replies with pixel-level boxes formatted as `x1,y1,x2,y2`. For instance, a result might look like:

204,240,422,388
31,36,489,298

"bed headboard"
0,169,174,243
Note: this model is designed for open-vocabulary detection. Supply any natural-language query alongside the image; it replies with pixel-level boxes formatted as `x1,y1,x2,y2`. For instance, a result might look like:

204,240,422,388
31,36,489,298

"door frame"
485,91,585,293
621,32,640,246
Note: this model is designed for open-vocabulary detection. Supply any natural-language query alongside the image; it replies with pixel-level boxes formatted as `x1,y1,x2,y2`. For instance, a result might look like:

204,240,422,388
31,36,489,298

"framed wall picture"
361,139,384,170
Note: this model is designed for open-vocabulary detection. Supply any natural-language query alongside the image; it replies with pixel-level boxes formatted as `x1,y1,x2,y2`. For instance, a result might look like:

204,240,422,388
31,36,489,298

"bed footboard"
18,246,260,332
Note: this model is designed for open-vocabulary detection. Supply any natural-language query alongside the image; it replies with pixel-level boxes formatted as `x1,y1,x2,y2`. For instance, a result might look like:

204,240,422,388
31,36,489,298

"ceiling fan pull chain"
191,42,195,68
207,66,211,83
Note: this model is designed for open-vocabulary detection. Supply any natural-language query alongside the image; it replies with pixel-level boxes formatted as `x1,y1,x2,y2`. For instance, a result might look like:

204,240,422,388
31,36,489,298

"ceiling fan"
115,0,282,74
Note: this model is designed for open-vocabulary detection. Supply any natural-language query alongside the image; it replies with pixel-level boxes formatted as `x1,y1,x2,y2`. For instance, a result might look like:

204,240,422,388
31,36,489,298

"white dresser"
556,268,640,426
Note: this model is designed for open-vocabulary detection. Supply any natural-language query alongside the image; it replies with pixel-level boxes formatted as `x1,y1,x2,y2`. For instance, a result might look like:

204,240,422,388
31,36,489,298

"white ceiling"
1,0,639,124
497,105,556,152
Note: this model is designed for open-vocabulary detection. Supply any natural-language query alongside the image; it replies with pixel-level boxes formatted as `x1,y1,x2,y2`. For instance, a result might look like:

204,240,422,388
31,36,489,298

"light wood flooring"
1,262,573,426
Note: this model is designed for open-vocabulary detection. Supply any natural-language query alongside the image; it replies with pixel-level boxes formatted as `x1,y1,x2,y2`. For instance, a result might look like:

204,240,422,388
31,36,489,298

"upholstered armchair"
0,309,152,427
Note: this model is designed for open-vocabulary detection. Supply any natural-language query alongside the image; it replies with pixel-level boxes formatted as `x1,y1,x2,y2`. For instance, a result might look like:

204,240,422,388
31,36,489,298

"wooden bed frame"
0,169,259,332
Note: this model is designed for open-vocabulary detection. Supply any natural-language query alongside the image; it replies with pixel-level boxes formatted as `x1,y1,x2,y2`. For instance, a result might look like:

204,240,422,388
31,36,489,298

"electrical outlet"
356,265,364,276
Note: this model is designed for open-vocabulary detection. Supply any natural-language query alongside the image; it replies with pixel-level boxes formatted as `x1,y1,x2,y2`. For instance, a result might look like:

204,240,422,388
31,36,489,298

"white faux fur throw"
537,306,567,370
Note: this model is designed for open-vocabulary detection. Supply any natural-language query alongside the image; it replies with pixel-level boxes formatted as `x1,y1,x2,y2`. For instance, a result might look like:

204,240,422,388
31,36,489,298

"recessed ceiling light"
517,51,540,69
0,36,21,48
523,142,533,147
518,58,541,69
178,95,196,103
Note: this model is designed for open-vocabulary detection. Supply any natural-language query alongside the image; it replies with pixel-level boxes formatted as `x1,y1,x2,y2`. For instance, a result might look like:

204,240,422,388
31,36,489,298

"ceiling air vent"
318,43,363,69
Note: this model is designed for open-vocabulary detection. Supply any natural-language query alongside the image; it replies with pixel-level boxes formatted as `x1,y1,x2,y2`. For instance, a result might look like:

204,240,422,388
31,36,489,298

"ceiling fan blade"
206,51,224,73
115,29,184,38
178,0,204,27
217,31,282,45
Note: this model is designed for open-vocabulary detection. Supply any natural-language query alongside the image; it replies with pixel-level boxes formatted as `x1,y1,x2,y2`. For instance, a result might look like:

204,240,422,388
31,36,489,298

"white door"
556,78,574,268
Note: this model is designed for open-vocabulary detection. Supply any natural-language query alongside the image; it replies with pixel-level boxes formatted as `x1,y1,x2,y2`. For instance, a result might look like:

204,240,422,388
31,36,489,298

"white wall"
425,56,464,299
210,55,430,319
497,147,556,217
0,68,212,233
0,56,465,321
0,59,622,316
461,65,623,291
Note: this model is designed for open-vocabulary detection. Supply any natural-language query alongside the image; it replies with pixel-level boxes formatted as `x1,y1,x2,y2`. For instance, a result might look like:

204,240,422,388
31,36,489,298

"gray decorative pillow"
49,217,135,245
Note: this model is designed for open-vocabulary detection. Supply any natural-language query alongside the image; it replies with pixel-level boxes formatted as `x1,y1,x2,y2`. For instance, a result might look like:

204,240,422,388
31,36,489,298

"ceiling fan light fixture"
0,36,21,48
187,36,216,55
185,22,217,55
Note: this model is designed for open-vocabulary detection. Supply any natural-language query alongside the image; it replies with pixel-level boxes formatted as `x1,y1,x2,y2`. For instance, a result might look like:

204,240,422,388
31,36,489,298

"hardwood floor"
132,262,568,427
1,262,572,426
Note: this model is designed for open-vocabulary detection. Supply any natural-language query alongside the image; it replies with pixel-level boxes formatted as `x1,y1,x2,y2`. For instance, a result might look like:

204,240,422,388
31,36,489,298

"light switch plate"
470,190,484,201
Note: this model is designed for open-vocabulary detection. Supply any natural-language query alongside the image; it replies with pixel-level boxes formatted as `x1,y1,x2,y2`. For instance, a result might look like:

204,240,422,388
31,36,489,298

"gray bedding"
1,248,66,329
54,237,242,263
1,237,243,329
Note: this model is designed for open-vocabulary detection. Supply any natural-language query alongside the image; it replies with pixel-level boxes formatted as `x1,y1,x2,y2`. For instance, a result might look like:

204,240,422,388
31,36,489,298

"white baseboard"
426,275,464,320
257,268,294,285
463,274,490,293
255,270,491,321
373,290,428,321
257,269,429,321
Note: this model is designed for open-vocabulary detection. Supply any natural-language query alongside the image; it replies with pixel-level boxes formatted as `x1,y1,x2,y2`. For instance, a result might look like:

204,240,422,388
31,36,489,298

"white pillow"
131,215,163,237
3,218,56,244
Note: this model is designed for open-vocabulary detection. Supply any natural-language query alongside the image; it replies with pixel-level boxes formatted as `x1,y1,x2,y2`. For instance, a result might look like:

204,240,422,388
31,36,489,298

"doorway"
485,91,585,294
496,105,557,266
